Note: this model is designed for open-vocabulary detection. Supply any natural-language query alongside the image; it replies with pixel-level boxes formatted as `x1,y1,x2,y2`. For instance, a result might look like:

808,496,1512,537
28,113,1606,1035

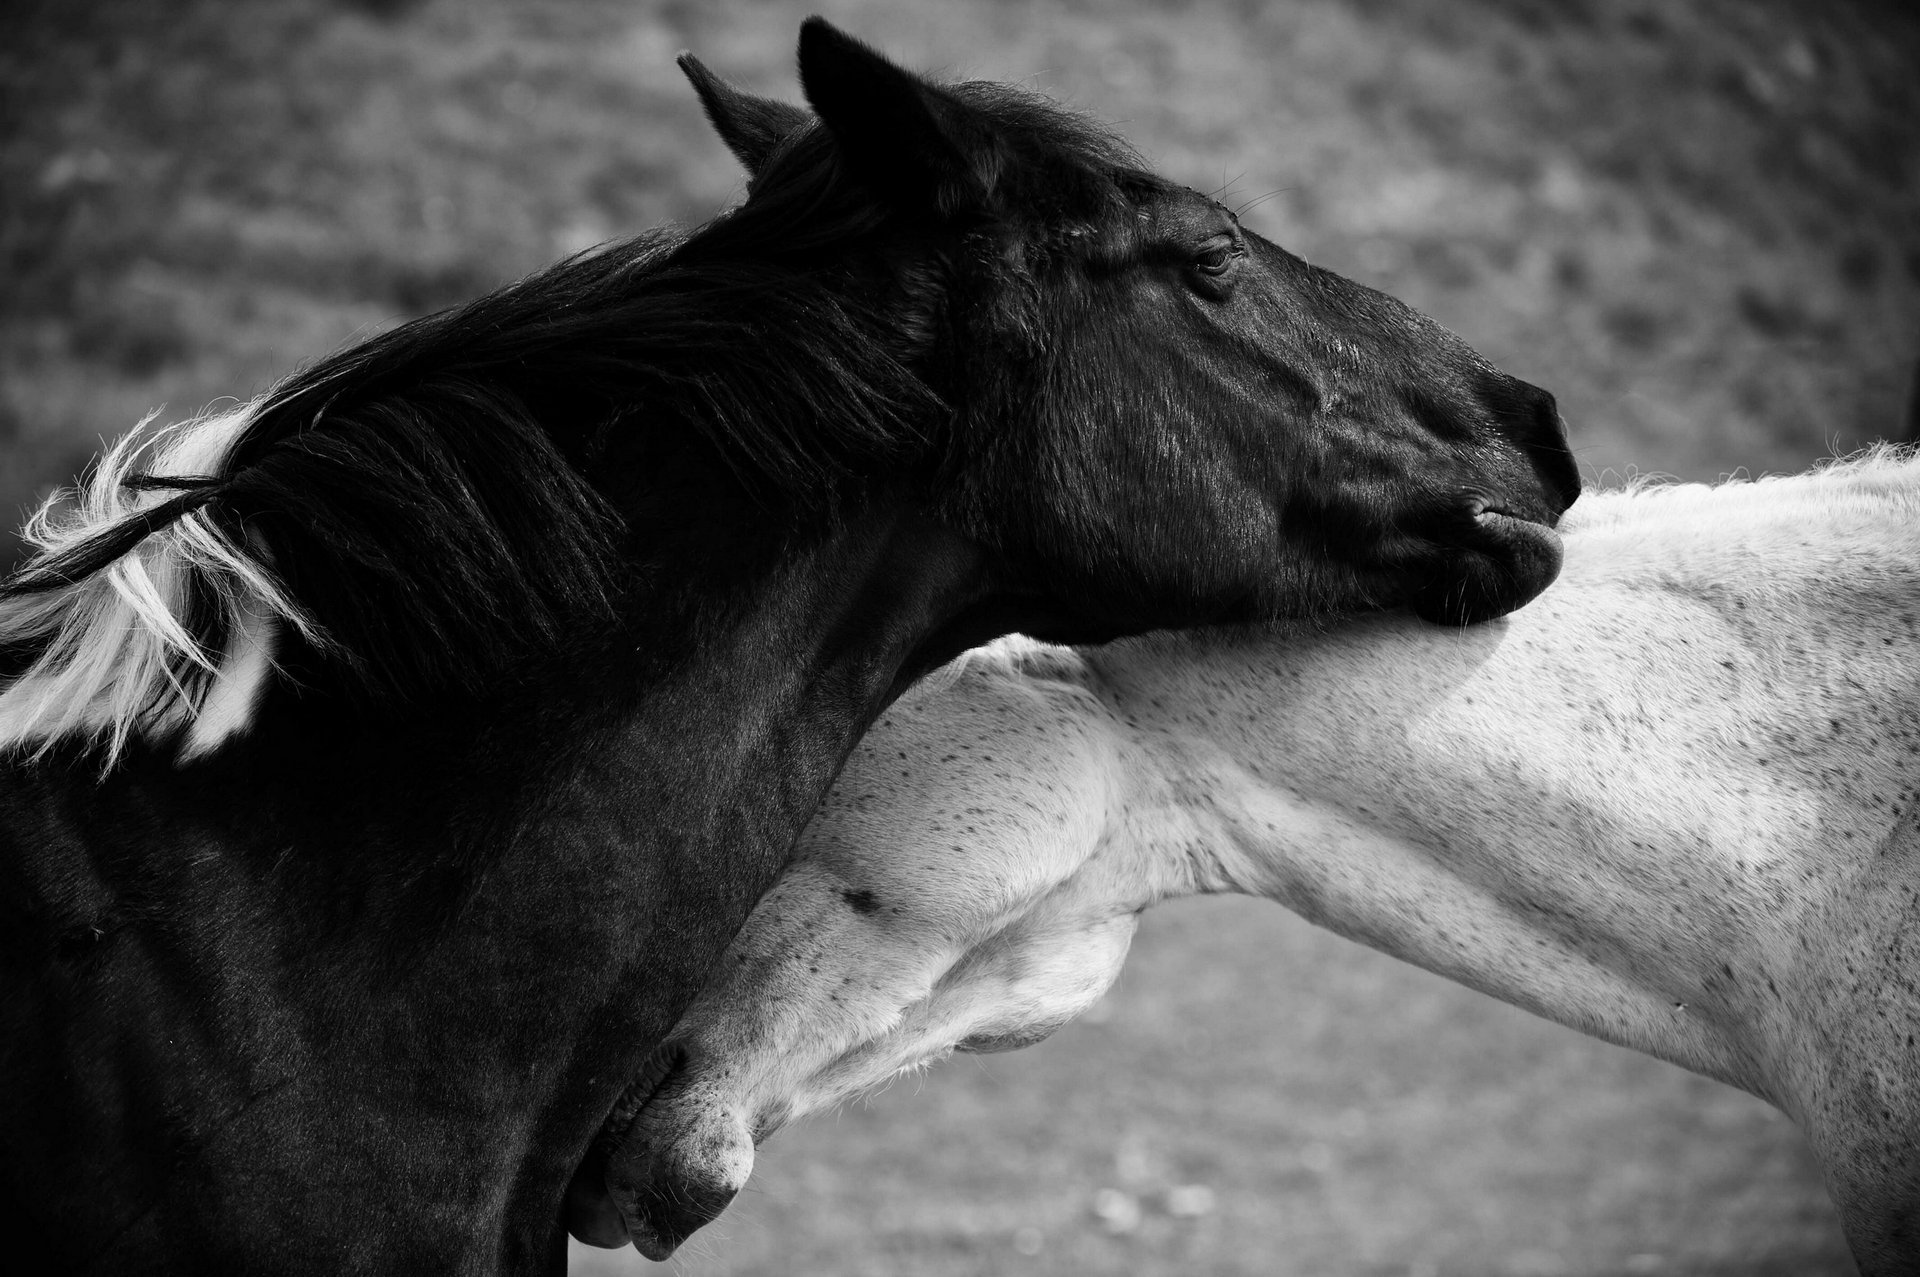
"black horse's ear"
677,52,813,180
796,17,1002,217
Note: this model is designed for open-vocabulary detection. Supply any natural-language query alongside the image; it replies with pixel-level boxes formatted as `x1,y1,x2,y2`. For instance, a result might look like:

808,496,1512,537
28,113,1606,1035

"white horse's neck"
1086,452,1920,1105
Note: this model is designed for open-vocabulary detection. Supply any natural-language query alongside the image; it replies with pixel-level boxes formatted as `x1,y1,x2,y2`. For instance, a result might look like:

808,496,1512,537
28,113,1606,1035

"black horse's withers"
0,18,1575,1276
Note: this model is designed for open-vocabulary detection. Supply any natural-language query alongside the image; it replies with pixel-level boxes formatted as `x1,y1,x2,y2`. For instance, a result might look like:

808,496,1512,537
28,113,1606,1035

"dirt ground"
3,0,1918,1273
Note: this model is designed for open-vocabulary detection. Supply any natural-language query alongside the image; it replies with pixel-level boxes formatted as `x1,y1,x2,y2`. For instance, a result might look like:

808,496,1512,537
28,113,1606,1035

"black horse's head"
679,20,1577,644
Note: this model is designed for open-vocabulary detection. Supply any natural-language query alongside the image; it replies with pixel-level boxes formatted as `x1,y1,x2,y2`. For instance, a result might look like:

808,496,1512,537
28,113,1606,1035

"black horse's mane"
0,81,1146,742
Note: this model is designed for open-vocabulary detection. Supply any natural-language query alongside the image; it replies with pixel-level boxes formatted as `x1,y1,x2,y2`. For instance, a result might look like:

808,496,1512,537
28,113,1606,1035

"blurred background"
3,0,1917,1273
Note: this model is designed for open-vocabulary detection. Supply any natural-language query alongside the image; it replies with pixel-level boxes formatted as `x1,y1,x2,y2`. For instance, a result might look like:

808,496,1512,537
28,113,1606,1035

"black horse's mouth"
1402,499,1565,627
563,1044,691,1253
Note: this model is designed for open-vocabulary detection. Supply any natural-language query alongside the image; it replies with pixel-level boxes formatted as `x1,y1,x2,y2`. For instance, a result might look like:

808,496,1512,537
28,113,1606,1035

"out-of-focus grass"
3,0,1916,1272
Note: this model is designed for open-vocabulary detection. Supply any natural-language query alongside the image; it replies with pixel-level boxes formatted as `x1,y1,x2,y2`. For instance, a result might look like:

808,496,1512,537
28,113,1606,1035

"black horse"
0,20,1577,1275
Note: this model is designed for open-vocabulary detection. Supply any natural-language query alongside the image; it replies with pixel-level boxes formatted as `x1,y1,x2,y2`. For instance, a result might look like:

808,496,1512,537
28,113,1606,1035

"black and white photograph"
3,2,1918,1273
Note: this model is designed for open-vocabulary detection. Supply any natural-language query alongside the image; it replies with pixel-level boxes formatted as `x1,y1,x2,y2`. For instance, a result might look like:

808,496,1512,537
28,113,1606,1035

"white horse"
610,451,1920,1273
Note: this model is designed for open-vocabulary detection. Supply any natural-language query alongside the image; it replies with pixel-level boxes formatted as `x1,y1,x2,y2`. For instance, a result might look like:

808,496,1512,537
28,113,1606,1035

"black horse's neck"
0,498,995,1275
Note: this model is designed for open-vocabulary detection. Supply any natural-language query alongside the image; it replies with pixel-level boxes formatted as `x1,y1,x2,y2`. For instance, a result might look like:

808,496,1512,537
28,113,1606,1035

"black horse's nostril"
1542,430,1582,513
1526,394,1581,512
1485,375,1580,515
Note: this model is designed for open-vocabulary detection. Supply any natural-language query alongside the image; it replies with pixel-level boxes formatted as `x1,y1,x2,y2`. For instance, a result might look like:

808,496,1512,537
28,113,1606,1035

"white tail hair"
0,401,321,766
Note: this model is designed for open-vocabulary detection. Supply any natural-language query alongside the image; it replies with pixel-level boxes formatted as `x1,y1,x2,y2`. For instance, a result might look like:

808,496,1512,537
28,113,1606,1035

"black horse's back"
0,18,1576,1274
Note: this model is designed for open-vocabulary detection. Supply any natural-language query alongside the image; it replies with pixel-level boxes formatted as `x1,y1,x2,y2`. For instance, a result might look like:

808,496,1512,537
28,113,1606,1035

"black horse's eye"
1192,238,1241,283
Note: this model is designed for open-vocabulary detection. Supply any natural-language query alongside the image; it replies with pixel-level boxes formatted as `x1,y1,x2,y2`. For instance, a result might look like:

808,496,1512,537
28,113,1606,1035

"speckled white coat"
636,451,1920,1274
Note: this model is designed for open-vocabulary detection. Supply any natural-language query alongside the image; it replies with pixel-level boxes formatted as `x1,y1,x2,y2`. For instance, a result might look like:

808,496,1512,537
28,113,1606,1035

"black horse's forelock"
947,82,1147,192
